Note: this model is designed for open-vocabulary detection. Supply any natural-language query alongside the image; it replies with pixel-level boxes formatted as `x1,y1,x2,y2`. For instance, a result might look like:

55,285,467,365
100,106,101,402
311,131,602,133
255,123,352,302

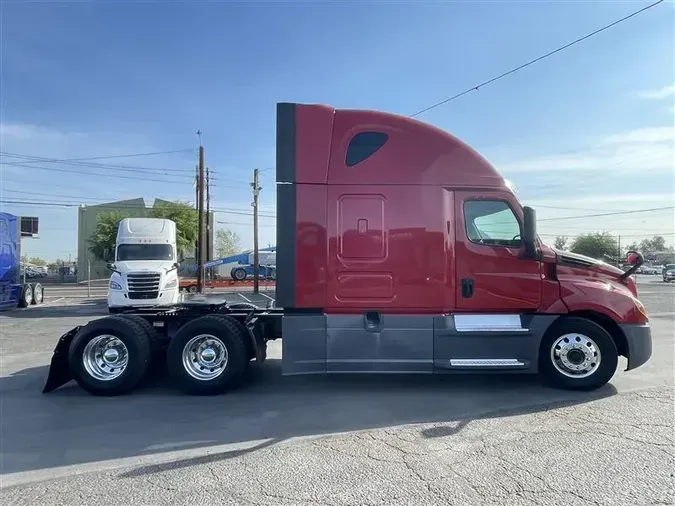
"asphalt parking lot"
1,279,673,505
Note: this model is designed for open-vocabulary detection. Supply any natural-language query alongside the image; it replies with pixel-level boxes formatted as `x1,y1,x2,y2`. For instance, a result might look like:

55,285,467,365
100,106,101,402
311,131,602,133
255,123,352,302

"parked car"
637,265,659,275
663,264,675,282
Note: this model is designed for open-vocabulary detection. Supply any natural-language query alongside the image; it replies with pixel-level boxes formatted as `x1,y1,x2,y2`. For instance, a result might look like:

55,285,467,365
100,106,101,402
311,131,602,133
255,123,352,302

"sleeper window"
345,132,388,167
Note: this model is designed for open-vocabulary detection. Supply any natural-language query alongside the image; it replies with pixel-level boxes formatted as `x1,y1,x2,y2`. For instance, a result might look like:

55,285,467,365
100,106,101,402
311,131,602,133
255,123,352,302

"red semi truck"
43,102,652,396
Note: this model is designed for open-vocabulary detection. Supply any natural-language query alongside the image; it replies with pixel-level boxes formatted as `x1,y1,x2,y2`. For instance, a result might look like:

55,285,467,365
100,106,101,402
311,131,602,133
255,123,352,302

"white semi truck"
107,218,181,313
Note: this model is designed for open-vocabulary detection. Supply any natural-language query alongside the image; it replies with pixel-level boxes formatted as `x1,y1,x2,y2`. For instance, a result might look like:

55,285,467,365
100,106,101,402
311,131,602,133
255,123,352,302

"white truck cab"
107,218,181,312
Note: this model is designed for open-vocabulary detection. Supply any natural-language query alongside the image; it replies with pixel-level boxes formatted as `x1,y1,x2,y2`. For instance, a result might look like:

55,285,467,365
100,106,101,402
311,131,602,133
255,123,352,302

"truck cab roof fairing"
275,102,505,188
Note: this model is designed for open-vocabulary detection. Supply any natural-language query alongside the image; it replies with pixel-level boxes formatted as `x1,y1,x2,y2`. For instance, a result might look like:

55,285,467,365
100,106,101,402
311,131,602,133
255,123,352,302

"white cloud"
637,85,675,100
497,126,675,175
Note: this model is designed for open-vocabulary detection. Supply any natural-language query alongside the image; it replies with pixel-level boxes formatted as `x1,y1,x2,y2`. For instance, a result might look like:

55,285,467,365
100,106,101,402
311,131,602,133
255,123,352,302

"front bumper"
620,323,652,371
108,288,180,308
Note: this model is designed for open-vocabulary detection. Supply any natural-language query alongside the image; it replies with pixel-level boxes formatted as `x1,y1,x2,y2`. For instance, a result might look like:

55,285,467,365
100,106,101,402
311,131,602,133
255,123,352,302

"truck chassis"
42,298,651,396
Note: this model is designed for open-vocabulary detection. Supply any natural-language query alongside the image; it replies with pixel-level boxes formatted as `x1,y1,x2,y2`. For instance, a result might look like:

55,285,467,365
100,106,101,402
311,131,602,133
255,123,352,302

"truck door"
454,192,542,311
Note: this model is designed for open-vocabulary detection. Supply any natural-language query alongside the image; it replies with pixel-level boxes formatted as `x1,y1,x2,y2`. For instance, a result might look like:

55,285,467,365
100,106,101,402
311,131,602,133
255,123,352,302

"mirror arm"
620,250,644,281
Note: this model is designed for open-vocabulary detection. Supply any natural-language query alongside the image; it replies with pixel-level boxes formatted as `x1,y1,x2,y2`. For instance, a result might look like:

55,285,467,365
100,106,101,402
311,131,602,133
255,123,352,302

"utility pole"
194,163,200,272
196,132,206,293
618,234,622,264
251,168,261,294
206,166,212,276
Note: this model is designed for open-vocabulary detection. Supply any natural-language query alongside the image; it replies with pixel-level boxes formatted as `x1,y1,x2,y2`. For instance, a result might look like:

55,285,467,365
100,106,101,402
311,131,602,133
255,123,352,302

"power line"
0,151,203,176
410,0,666,117
1,156,197,180
2,148,196,163
0,198,276,217
538,206,674,222
0,161,238,187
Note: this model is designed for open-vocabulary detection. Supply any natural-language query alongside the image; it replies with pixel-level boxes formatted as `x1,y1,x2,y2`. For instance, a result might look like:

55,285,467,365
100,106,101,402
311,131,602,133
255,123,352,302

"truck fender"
42,326,81,393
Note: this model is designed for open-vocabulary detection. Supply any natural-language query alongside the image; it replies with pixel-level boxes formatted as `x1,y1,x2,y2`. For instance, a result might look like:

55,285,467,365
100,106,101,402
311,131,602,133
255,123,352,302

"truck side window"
345,132,388,167
464,200,522,248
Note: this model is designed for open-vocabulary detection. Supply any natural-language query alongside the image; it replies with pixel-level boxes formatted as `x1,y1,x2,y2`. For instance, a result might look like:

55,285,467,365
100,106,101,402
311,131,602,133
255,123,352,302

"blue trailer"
0,212,44,309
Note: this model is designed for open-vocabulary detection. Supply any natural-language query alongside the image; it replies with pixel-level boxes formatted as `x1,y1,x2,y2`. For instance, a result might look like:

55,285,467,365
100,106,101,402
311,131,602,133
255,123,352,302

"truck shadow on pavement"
0,301,108,319
0,359,618,478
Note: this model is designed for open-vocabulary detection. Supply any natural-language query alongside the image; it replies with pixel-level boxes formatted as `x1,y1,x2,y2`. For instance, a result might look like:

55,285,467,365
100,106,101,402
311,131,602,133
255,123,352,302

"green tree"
149,201,198,258
215,229,242,258
553,236,568,250
88,211,133,261
28,256,46,266
570,232,619,261
639,235,668,252
47,258,67,271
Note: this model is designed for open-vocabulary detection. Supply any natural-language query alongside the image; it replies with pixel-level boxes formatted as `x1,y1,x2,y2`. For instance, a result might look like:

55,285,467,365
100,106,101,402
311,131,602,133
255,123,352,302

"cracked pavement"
1,284,673,505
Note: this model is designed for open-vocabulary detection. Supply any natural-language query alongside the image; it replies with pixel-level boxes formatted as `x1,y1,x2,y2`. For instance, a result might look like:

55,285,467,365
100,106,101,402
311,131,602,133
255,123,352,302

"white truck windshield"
117,244,174,261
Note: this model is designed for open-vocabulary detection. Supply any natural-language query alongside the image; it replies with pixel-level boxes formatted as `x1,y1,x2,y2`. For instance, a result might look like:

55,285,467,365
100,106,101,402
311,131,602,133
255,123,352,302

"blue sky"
1,0,673,261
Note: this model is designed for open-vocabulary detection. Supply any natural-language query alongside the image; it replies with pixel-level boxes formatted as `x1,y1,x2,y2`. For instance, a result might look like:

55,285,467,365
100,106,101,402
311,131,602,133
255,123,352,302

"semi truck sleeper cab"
43,102,652,397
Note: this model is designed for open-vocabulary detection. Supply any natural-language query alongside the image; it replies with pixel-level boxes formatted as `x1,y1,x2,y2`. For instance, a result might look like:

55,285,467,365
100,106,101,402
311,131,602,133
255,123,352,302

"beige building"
77,198,213,282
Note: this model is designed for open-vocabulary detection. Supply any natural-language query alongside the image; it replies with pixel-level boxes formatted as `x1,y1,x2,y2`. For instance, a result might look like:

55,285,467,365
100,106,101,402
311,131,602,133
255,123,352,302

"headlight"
164,277,178,289
109,280,123,290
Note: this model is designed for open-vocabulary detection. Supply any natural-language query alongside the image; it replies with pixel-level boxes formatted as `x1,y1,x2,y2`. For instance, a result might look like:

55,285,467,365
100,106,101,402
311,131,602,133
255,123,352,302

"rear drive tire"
18,284,33,308
167,315,249,395
188,285,198,294
31,283,44,305
68,316,152,396
539,317,618,391
231,268,247,281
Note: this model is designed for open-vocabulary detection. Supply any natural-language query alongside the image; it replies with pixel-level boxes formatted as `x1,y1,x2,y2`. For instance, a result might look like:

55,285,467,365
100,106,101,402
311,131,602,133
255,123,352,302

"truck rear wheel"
539,317,618,391
18,284,33,308
68,316,152,396
166,315,249,395
31,283,44,305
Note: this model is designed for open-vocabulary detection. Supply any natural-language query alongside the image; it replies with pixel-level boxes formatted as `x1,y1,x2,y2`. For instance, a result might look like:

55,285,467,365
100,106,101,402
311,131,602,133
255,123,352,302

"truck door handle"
461,278,474,298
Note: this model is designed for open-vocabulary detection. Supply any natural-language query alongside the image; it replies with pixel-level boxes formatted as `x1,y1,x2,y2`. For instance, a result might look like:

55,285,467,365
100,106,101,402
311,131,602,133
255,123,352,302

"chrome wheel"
82,334,129,381
550,333,601,379
34,287,43,304
23,286,33,305
182,334,229,381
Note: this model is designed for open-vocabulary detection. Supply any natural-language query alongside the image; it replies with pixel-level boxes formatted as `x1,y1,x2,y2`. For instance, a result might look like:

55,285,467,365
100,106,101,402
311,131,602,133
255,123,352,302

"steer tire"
167,315,249,396
539,317,618,392
68,316,152,396
18,284,33,308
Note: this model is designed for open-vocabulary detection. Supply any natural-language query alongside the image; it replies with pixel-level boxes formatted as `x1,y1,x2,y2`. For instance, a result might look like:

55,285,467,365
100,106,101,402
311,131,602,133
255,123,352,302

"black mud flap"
42,326,81,393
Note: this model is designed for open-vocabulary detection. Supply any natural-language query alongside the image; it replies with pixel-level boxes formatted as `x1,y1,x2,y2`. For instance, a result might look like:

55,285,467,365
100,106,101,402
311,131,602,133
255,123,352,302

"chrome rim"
189,286,198,294
24,287,33,305
82,334,129,381
550,333,601,379
182,334,228,381
34,287,43,303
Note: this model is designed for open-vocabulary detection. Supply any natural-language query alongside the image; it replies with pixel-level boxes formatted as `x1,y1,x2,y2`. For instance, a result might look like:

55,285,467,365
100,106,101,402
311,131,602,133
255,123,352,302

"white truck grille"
127,272,161,300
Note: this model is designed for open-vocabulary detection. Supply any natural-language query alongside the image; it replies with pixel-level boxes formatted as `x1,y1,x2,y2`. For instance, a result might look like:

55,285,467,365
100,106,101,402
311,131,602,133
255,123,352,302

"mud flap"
42,326,81,393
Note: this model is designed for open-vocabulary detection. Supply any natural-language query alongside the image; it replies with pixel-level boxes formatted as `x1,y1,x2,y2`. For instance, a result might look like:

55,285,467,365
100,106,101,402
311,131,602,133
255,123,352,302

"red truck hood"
552,248,626,279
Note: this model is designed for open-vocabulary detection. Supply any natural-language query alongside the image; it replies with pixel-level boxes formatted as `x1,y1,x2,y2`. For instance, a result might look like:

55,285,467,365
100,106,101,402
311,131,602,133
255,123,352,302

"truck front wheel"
539,317,618,391
68,316,152,396
167,315,249,395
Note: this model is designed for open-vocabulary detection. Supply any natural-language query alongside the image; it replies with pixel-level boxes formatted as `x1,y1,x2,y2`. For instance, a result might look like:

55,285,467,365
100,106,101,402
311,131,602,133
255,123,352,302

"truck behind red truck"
43,102,652,397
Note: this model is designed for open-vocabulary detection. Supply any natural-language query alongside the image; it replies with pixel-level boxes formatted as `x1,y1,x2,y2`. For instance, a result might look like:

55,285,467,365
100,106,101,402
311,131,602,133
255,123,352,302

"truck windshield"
116,244,174,261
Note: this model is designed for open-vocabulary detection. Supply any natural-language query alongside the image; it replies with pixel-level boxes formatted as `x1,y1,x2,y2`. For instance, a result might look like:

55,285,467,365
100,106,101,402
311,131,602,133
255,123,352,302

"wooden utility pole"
197,145,206,293
251,168,261,294
194,163,200,269
206,166,212,277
